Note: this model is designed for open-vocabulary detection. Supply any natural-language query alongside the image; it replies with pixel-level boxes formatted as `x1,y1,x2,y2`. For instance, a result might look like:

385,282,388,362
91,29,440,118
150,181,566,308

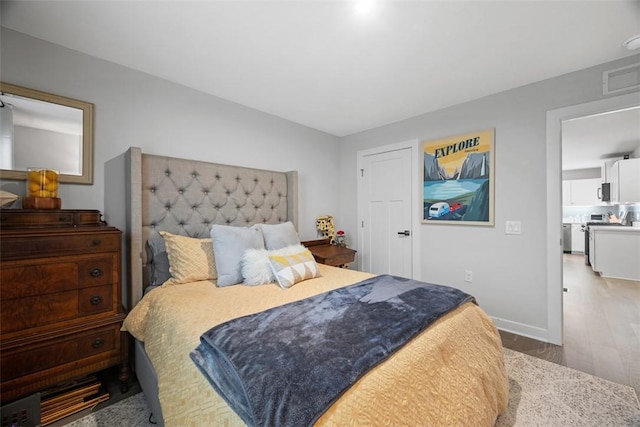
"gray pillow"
146,236,172,286
210,224,265,287
258,221,300,250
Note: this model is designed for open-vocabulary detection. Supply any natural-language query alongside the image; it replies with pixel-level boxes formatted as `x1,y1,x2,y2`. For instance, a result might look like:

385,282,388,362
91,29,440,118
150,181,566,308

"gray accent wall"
0,28,339,240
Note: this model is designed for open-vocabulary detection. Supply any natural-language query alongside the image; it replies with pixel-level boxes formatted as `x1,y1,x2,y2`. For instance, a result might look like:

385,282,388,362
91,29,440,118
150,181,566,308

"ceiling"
2,0,639,138
562,106,640,172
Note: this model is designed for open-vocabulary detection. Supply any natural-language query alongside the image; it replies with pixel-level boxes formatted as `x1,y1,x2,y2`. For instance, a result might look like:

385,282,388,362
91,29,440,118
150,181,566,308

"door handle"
397,230,411,236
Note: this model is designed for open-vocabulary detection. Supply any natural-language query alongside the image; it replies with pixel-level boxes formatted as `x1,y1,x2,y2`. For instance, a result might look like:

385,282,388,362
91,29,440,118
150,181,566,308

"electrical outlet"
464,270,473,283
506,220,521,235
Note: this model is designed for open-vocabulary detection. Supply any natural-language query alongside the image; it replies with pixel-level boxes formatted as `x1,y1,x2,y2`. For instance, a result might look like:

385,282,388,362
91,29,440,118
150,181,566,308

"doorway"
356,141,420,279
546,91,640,345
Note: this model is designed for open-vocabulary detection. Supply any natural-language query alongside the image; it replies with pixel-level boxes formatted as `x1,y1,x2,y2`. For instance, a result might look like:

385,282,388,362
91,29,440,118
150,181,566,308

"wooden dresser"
0,209,129,404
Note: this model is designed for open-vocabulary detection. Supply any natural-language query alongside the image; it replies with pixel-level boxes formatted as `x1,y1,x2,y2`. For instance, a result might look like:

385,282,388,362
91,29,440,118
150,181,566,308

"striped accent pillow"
268,247,321,289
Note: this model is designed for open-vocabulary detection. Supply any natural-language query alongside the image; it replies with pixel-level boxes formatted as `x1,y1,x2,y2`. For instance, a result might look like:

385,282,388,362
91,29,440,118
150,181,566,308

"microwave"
599,183,610,202
590,213,606,221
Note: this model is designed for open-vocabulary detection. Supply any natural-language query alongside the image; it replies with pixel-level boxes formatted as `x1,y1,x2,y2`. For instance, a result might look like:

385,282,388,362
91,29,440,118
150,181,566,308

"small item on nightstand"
23,167,61,209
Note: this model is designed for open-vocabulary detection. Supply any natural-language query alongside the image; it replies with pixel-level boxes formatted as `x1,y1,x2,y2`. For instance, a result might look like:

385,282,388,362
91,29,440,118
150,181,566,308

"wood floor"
500,253,640,399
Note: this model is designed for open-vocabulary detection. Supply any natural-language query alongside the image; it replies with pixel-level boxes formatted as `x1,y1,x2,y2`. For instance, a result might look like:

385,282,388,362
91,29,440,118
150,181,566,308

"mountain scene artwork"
422,129,495,225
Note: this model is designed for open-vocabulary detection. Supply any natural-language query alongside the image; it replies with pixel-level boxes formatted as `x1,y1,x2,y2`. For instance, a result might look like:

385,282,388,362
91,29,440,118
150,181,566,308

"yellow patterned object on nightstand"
316,215,336,244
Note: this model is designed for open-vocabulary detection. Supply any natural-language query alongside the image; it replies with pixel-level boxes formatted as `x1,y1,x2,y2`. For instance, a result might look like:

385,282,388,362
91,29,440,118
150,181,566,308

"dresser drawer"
1,284,116,335
1,324,119,382
1,262,78,299
1,254,115,297
79,285,114,315
0,210,104,229
1,232,120,260
78,257,114,288
1,291,78,334
0,211,75,228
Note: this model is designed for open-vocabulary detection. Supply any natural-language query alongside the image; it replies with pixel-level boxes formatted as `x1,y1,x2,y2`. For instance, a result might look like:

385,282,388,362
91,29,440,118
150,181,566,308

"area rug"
498,349,639,426
64,348,640,427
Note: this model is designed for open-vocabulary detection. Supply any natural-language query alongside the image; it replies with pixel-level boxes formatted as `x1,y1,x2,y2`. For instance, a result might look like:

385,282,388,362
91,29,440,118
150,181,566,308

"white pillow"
258,221,300,250
241,248,273,286
241,244,310,286
210,224,264,287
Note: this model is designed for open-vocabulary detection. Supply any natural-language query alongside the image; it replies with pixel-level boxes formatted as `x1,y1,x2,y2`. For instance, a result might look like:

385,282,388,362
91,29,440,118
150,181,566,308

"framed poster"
422,129,495,225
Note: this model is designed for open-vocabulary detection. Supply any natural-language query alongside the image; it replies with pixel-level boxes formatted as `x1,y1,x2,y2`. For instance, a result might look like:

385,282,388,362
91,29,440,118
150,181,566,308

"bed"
105,147,508,426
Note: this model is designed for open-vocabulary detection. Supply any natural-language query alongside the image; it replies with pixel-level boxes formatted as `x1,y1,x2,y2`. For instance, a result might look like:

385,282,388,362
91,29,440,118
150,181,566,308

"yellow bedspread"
123,265,508,426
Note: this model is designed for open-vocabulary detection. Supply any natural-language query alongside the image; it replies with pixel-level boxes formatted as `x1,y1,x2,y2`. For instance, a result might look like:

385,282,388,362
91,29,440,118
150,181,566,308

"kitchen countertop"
588,225,640,232
562,218,586,224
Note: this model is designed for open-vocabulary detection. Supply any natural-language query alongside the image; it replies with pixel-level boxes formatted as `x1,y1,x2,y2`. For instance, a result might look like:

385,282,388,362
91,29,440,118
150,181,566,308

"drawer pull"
90,268,103,277
92,239,102,246
92,338,105,349
90,295,103,305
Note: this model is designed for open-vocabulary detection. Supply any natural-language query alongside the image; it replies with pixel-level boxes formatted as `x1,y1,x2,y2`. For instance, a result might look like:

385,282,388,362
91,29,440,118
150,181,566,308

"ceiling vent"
603,63,640,95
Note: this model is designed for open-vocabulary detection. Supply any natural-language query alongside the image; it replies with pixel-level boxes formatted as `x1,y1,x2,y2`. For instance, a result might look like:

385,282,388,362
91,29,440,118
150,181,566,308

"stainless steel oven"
562,224,572,253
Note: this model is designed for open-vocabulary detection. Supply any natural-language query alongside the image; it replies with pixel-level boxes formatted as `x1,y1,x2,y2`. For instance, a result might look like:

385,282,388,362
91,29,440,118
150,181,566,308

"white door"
360,148,413,276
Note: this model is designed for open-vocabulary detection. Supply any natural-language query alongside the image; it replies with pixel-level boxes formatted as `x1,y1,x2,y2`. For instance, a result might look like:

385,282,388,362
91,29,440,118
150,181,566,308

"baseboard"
491,316,552,344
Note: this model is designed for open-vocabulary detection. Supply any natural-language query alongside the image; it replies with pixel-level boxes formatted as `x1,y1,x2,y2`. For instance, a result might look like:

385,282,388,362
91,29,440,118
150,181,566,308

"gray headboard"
105,147,298,309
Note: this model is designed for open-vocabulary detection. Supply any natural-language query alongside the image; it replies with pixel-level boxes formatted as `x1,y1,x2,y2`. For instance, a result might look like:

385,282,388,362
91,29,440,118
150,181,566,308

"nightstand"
302,238,357,268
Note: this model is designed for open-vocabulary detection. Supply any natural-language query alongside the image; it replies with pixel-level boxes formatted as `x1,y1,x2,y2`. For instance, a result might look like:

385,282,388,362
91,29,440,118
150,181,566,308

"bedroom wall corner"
0,27,341,241
104,147,143,310
338,53,640,344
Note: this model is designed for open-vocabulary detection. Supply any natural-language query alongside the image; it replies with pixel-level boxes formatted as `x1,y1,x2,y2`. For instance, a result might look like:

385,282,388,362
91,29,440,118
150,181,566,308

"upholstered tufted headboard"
104,147,298,309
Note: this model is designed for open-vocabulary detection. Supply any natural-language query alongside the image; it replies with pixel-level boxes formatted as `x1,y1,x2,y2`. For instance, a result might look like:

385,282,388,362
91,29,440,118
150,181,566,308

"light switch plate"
506,220,521,235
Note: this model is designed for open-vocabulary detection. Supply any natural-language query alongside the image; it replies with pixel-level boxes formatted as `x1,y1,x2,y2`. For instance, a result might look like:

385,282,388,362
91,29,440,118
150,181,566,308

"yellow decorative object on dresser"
23,168,61,209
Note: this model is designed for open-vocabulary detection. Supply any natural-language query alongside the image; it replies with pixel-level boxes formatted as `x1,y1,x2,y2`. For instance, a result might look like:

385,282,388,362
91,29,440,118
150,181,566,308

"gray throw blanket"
190,274,474,427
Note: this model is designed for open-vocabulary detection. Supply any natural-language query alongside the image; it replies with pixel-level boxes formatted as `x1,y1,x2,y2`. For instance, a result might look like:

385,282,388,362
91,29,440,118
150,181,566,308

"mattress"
123,264,508,426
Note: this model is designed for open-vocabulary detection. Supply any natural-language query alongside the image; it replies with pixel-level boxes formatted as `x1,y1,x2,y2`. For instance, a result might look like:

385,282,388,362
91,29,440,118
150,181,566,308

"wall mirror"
0,82,94,184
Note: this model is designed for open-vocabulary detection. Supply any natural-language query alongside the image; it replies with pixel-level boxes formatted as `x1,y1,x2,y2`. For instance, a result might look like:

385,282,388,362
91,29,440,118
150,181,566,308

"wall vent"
1,393,41,427
603,62,640,95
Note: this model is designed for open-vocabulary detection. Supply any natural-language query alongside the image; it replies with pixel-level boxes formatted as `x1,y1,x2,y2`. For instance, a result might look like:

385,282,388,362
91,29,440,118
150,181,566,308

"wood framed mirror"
0,82,94,184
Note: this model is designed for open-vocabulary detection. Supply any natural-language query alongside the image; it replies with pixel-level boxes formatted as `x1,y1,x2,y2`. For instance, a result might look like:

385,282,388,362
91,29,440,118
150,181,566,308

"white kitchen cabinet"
609,158,640,203
610,162,619,203
563,178,602,206
601,159,621,183
590,226,640,280
562,180,571,206
570,224,585,253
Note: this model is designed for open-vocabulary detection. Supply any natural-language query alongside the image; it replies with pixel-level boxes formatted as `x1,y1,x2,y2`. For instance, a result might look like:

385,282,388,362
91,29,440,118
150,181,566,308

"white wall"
338,54,640,342
562,168,601,181
14,126,82,174
3,26,640,343
0,28,339,239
